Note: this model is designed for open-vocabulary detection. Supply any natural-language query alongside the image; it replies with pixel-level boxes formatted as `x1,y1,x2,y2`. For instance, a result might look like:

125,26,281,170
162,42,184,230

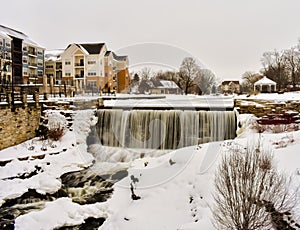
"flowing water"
96,109,236,149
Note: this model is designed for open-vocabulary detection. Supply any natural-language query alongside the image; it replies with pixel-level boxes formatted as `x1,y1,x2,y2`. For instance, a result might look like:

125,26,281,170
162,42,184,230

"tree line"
132,57,218,95
242,40,300,93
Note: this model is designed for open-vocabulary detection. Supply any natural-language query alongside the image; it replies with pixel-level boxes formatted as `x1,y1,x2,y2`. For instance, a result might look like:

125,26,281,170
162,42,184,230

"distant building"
0,24,45,86
60,43,130,94
45,49,63,85
104,51,130,93
220,80,241,94
138,79,181,94
253,76,277,93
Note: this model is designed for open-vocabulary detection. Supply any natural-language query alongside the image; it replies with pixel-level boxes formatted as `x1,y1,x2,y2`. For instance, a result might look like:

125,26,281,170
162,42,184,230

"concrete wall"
0,103,41,150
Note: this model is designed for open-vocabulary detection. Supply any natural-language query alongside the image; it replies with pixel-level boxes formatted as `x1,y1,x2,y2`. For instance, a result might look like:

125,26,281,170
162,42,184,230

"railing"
75,63,84,67
28,50,37,56
0,91,39,105
29,62,37,67
29,74,38,78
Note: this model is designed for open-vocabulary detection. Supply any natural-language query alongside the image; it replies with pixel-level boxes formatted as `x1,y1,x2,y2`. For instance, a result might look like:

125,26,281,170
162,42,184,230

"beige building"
60,43,130,94
220,80,241,94
45,49,63,85
104,51,130,93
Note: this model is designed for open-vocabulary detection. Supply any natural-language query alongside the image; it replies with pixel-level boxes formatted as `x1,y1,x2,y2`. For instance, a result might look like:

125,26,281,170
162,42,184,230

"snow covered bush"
45,111,68,130
47,126,64,141
37,110,68,141
213,142,299,229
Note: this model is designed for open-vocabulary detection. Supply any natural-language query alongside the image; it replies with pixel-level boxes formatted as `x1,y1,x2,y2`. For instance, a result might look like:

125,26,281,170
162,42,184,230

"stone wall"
235,99,300,117
0,103,41,150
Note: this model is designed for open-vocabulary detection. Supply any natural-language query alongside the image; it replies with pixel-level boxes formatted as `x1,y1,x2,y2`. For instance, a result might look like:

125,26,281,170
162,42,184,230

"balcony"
75,74,84,78
4,55,11,61
28,62,38,68
28,50,37,57
75,63,84,67
29,73,37,78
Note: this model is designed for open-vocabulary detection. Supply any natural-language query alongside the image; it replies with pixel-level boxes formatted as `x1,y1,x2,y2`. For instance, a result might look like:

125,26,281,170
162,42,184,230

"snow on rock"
0,110,95,204
14,197,107,230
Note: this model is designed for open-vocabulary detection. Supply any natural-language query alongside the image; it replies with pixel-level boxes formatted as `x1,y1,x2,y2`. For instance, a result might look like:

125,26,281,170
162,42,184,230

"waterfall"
96,109,236,149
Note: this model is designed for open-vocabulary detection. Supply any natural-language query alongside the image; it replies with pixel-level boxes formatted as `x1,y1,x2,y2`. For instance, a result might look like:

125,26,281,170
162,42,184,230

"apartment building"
104,51,130,93
0,24,45,87
61,43,130,94
45,49,63,84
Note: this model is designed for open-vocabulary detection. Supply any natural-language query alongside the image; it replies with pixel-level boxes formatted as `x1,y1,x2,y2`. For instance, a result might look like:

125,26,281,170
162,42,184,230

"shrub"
47,126,64,141
213,142,299,229
36,125,49,140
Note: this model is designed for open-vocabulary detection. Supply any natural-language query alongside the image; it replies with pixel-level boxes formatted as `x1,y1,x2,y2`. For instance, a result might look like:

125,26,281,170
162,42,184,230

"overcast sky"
1,0,300,80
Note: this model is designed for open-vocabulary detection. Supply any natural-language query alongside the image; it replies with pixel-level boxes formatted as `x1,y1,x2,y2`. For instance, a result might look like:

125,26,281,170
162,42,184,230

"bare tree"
195,69,217,95
213,143,299,230
179,57,200,94
155,70,177,81
283,47,300,90
241,71,263,93
261,50,288,91
139,67,153,80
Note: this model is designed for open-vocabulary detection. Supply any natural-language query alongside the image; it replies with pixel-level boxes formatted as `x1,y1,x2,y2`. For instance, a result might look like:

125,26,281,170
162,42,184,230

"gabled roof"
105,50,112,57
79,43,105,54
159,80,180,89
66,43,105,55
45,49,64,61
105,50,128,61
112,52,127,62
0,24,43,48
140,79,179,89
254,76,277,85
222,80,240,85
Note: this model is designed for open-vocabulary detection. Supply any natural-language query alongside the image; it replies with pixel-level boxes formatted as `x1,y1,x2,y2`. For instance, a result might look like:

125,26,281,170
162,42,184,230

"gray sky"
1,0,300,80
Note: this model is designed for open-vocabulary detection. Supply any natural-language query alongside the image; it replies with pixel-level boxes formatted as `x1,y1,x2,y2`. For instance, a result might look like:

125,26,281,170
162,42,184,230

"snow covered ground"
0,94,299,229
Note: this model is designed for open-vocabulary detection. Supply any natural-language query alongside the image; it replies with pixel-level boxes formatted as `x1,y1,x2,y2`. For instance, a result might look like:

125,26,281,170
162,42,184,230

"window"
88,59,96,65
5,53,11,60
37,50,43,56
5,42,10,47
23,46,28,51
65,72,71,76
88,72,97,76
23,68,28,76
38,60,43,67
23,58,28,64
0,41,3,46
65,60,71,65
88,81,97,87
38,70,43,76
46,65,54,69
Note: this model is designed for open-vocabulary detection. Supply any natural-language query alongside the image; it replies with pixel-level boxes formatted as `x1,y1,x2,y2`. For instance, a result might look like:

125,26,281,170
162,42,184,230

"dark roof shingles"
79,43,105,54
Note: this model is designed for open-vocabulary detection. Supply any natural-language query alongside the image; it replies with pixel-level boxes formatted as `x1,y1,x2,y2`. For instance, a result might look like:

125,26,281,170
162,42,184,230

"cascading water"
96,109,236,149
